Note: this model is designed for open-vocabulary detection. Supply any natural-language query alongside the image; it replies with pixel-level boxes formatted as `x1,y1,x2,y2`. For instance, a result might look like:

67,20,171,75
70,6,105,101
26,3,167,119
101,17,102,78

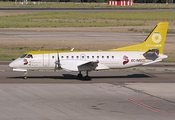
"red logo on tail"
123,55,129,65
23,59,28,65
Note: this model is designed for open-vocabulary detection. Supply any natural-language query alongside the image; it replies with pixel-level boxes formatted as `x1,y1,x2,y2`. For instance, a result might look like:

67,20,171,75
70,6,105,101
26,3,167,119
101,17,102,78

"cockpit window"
26,54,33,58
20,54,27,58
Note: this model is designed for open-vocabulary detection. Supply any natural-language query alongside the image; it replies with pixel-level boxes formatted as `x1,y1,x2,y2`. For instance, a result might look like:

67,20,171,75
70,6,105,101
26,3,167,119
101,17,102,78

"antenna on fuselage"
71,48,74,51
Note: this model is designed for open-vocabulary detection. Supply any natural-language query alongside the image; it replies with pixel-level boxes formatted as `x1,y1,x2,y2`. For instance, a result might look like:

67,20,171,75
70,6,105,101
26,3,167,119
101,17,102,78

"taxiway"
0,63,175,120
0,66,175,120
0,31,175,43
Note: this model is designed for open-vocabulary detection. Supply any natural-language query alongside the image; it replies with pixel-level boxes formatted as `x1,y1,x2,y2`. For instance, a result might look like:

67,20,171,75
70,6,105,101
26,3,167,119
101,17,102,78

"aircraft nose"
9,61,15,68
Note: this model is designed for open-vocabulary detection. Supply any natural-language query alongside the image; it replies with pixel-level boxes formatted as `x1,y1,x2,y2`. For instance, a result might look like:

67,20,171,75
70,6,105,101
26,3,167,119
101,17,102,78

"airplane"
9,22,169,80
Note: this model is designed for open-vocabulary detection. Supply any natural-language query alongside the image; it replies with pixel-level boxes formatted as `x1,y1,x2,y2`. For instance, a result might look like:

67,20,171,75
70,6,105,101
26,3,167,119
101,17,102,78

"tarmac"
0,83,175,120
0,31,175,43
0,63,175,119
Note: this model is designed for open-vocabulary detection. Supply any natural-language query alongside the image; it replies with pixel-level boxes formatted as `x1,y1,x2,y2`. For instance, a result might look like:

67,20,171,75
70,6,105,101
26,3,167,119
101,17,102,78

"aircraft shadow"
7,73,151,80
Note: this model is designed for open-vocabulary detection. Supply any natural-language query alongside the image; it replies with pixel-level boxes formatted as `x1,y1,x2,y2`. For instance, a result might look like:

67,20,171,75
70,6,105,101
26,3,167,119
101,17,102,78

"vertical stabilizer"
142,22,169,54
108,22,169,54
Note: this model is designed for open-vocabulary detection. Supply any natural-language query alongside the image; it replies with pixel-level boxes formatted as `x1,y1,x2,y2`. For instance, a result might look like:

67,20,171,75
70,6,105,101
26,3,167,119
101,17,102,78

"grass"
141,29,175,34
0,11,175,28
0,2,175,9
0,46,88,61
0,47,39,61
167,29,175,34
128,28,175,33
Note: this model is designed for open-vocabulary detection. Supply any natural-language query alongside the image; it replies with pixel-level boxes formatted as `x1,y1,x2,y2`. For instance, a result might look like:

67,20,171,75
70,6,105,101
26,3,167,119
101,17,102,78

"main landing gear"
84,71,91,80
77,72,83,79
77,71,91,81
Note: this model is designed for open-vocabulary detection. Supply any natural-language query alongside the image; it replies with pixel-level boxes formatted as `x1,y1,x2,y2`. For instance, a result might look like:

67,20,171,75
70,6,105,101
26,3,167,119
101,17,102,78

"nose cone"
9,61,15,68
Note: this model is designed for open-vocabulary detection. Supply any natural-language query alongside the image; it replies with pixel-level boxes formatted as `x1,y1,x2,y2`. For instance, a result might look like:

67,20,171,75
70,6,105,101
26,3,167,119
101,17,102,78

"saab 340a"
9,22,169,80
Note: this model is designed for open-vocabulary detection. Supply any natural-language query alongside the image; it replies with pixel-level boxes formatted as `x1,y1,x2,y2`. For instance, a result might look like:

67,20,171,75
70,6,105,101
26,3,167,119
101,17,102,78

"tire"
77,73,83,79
84,76,91,81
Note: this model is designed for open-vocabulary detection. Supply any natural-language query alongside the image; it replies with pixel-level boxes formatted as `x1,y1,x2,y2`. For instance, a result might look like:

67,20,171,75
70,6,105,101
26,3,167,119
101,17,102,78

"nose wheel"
23,71,27,79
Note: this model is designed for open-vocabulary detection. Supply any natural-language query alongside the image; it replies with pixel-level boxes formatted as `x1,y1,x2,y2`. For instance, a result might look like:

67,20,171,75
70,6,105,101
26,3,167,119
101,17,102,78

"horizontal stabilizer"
142,59,162,65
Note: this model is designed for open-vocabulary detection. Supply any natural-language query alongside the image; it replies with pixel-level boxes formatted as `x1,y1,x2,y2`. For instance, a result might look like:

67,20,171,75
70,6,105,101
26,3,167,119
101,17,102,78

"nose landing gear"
23,71,27,79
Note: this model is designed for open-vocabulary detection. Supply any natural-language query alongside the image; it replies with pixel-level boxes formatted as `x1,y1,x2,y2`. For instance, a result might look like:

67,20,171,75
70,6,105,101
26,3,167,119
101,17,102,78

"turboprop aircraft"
9,22,169,80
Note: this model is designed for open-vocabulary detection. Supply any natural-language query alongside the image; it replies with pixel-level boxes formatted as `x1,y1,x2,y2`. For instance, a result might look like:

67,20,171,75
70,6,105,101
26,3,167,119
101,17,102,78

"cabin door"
43,53,50,66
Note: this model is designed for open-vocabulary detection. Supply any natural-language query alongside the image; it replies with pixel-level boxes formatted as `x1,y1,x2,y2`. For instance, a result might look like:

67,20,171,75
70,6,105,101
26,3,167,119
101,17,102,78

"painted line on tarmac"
122,84,175,105
127,98,174,115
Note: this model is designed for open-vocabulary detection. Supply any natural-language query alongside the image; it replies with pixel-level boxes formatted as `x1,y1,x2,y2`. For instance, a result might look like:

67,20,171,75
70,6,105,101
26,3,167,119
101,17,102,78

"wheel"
77,73,83,79
23,71,28,79
84,76,91,81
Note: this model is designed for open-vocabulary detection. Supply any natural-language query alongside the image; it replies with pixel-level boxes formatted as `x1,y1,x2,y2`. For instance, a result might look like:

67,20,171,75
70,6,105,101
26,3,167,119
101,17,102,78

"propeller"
54,52,61,71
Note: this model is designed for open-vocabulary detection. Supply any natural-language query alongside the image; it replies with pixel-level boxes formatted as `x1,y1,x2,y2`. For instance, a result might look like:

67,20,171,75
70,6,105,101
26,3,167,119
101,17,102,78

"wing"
60,59,99,72
78,61,98,71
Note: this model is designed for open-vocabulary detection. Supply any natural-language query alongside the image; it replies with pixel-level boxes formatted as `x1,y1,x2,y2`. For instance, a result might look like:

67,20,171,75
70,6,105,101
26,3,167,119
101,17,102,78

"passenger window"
92,56,94,59
97,56,99,59
112,56,114,59
66,56,69,59
82,56,84,59
107,56,109,59
76,56,79,59
102,56,104,59
26,54,33,58
61,56,64,59
72,56,74,59
87,56,89,59
52,56,54,59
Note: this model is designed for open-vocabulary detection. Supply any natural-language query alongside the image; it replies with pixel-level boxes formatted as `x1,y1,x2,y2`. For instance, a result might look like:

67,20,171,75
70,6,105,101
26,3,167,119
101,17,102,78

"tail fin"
108,22,169,54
